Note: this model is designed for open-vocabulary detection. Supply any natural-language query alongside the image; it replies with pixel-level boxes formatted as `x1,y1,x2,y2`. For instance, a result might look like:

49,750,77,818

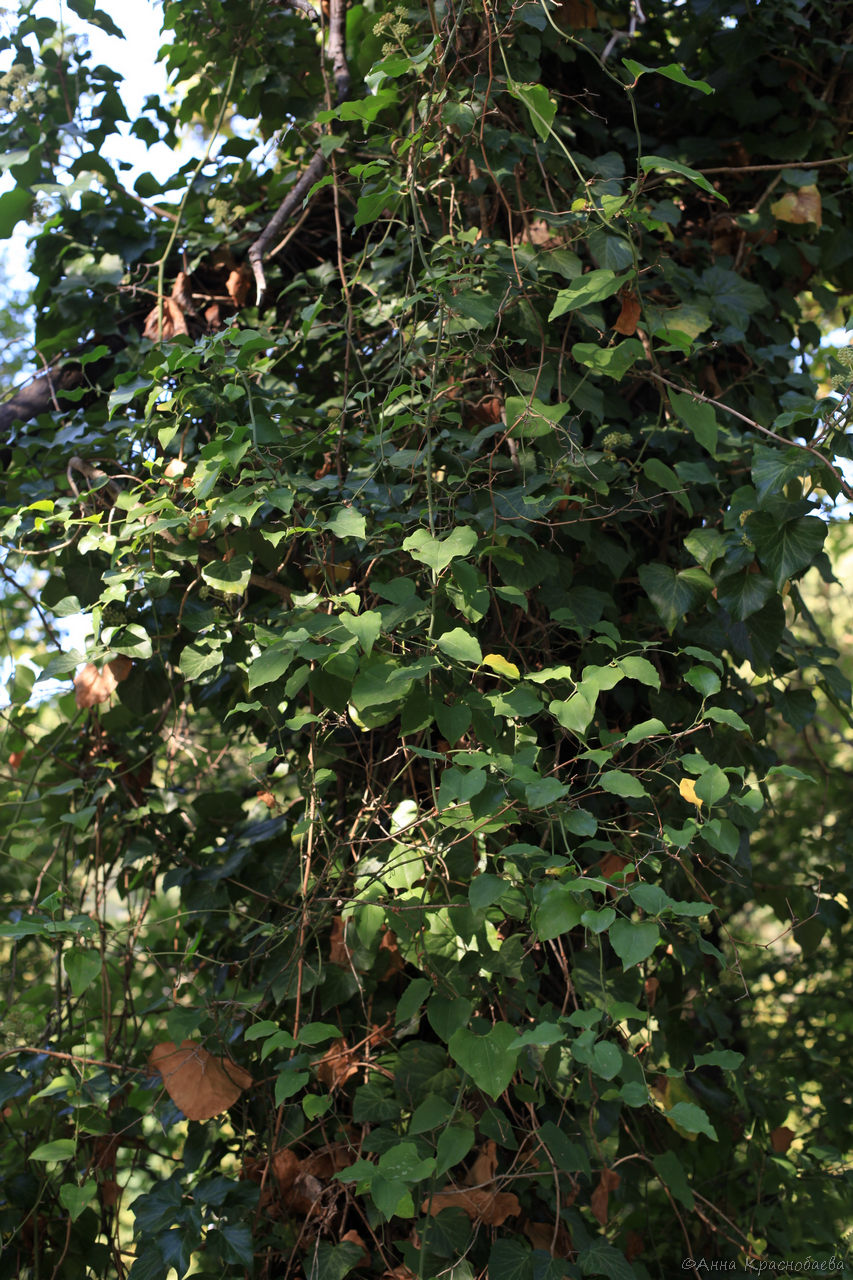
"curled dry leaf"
244,1143,354,1217
315,1038,359,1089
74,662,118,709
149,1040,252,1121
424,1185,521,1226
590,1167,620,1226
188,512,209,539
142,295,189,342
99,1179,120,1208
171,270,196,315
8,751,24,771
378,927,405,980
226,265,252,309
613,290,642,336
644,976,660,1009
560,0,597,27
328,916,353,967
465,1139,498,1186
257,790,276,809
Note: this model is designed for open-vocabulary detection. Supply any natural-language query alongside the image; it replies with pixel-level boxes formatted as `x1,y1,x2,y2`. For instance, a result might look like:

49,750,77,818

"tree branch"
0,366,84,464
248,0,350,308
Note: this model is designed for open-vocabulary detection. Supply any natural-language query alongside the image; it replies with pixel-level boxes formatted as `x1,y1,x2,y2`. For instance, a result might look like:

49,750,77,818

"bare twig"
699,153,853,174
648,370,853,502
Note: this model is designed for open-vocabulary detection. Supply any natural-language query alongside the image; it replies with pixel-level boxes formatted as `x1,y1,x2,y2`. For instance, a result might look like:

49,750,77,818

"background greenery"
1,0,852,1276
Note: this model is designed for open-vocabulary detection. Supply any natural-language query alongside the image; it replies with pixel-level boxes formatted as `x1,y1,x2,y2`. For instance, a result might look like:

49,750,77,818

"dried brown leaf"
425,1185,521,1226
560,0,597,27
74,662,118,709
770,185,822,227
149,1040,252,1121
143,296,189,342
590,1168,620,1226
340,1231,370,1266
613,290,641,336
226,265,252,309
523,1220,573,1256
329,916,353,967
107,656,132,684
171,271,195,314
626,1230,644,1261
315,1038,359,1089
378,927,405,980
770,1125,795,1153
465,1139,498,1186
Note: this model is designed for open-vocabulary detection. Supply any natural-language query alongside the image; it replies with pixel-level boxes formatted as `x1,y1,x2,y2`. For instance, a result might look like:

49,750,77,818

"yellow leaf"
482,653,520,679
770,184,822,227
679,776,702,810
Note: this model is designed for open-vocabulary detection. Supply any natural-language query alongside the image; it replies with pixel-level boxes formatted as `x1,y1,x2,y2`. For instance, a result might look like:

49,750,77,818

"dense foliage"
1,0,853,1276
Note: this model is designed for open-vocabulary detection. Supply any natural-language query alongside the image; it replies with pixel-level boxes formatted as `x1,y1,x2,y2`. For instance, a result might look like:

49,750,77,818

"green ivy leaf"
640,154,728,202
448,1023,521,1099
201,555,253,595
403,526,478,573
549,269,624,320
608,919,660,970
663,1101,718,1141
652,1150,695,1209
63,949,102,997
572,338,644,380
748,513,827,587
638,563,713,632
623,58,714,95
436,627,483,665
508,80,556,141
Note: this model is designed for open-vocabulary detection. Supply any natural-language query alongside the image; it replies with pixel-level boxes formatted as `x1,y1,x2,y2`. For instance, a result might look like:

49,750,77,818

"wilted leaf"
770,184,821,226
523,1219,573,1256
149,1040,253,1120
